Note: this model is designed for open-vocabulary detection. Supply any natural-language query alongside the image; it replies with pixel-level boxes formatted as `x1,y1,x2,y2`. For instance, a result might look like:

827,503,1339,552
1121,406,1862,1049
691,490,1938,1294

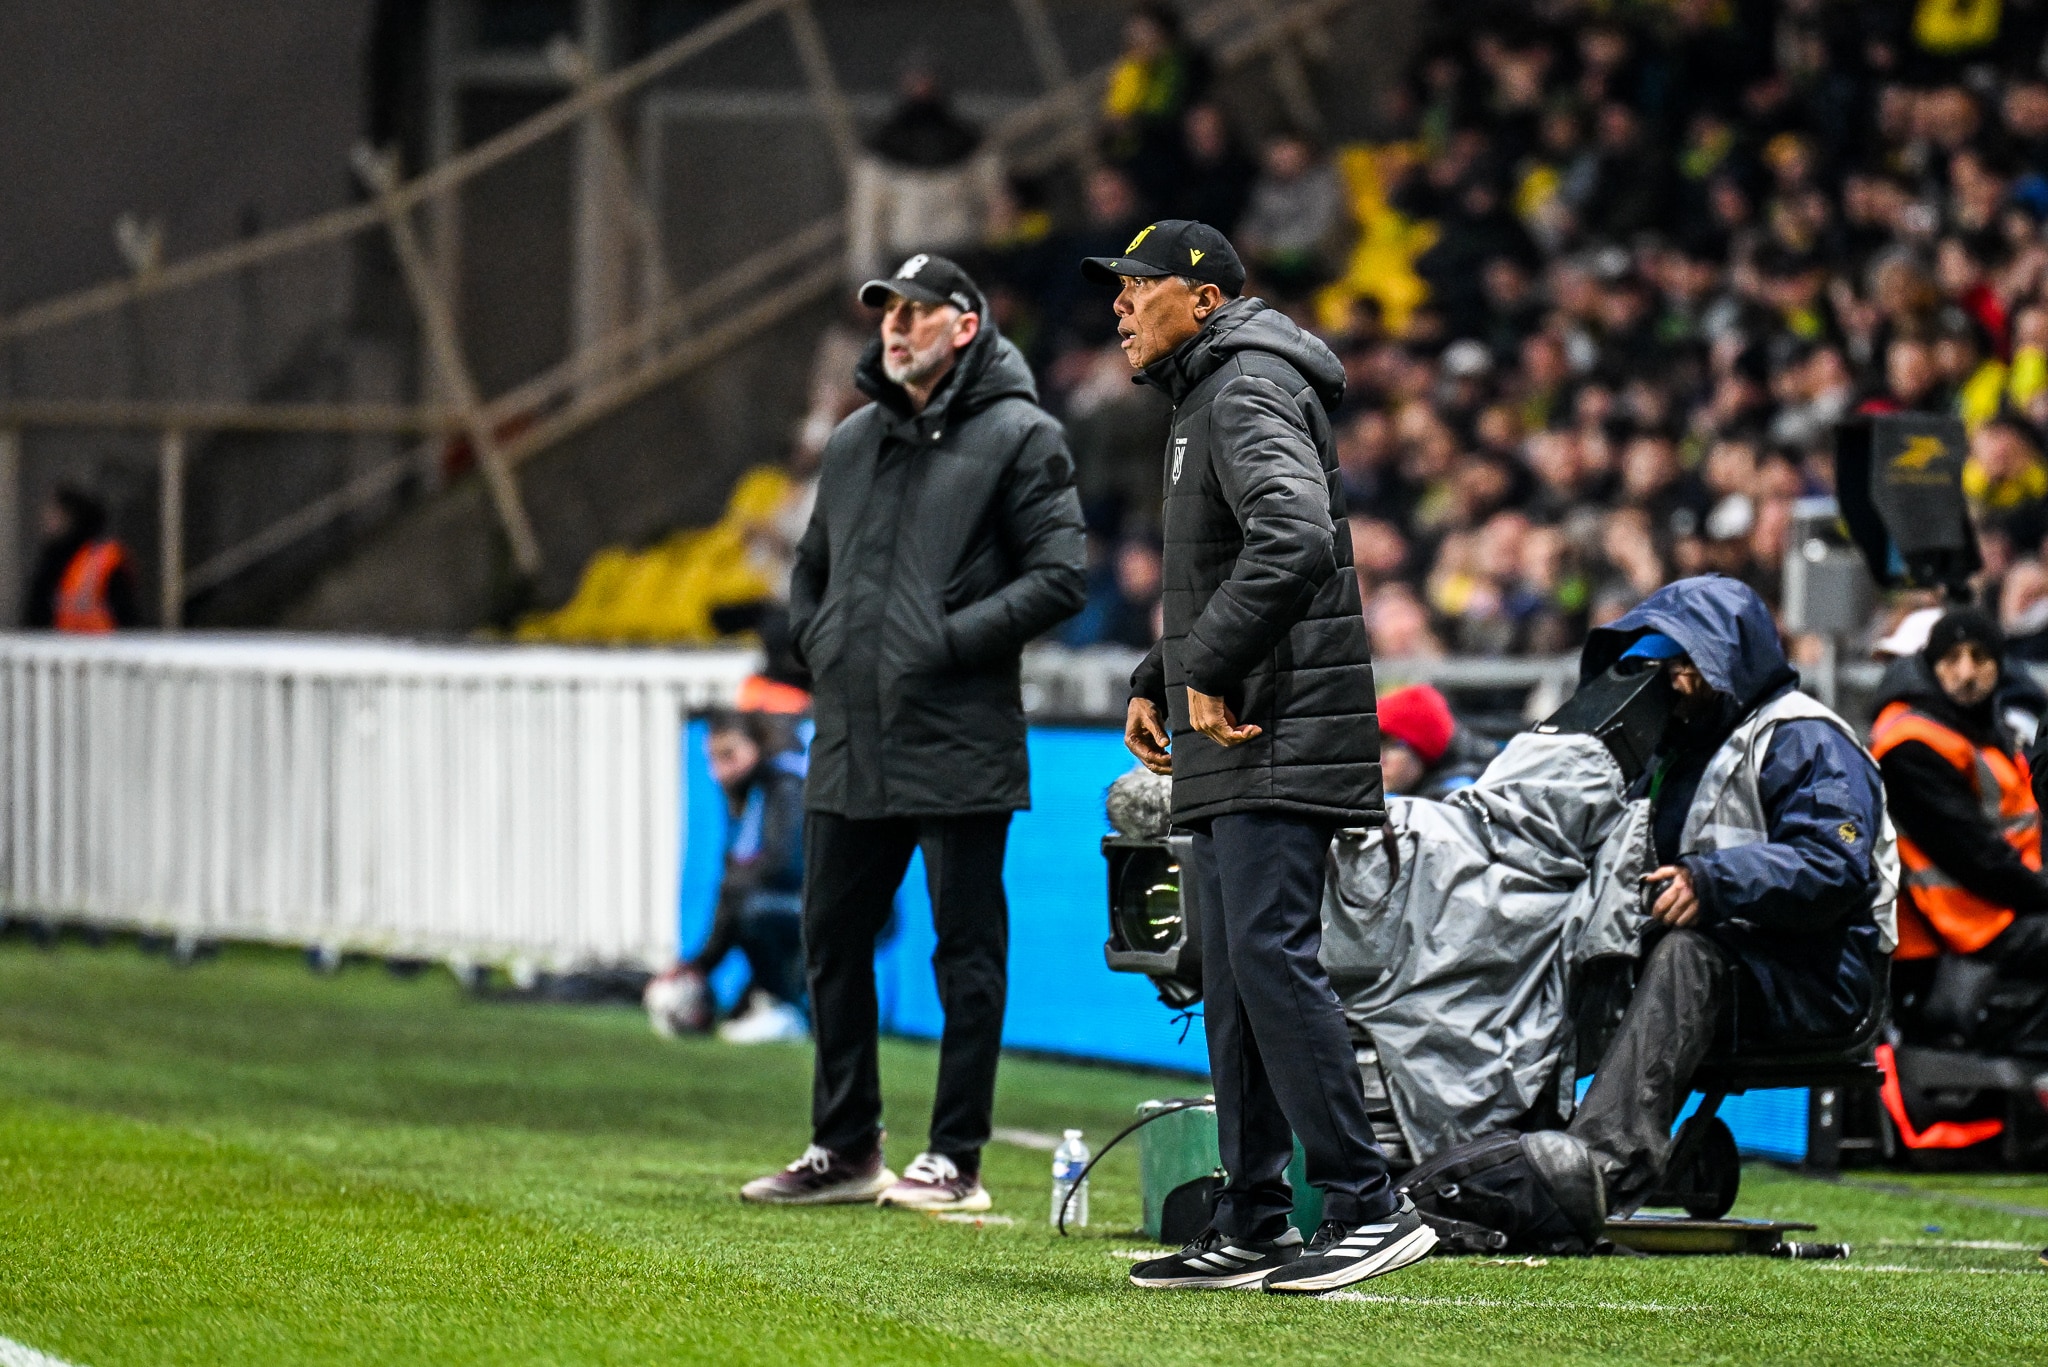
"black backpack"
1395,1131,1610,1255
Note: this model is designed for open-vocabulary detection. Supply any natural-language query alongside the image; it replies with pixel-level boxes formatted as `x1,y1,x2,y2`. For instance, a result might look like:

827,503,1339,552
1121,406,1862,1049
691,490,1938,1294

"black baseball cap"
1081,219,1245,296
858,253,984,315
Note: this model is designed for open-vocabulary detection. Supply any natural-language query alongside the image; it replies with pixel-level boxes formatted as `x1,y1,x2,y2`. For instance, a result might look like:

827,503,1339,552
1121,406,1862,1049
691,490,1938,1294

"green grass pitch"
0,939,2044,1366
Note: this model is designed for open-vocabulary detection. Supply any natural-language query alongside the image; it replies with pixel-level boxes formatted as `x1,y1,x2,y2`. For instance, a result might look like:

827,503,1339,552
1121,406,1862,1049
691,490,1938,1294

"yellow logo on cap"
1126,225,1156,254
1190,249,1205,264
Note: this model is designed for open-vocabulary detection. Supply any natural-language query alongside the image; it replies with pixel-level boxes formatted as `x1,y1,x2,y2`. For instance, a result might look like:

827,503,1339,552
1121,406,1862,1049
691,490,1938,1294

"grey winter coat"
790,325,1086,818
1129,297,1382,825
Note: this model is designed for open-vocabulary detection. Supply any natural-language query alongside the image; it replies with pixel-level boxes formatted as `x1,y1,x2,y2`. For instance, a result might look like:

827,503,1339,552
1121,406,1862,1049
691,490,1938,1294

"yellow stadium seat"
517,466,794,644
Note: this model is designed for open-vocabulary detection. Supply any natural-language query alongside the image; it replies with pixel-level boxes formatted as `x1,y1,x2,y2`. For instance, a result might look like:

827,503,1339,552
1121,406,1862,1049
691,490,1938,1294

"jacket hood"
1139,297,1346,412
1872,652,1994,743
1873,652,1953,719
855,323,1038,425
1874,649,2034,751
1581,575,1796,712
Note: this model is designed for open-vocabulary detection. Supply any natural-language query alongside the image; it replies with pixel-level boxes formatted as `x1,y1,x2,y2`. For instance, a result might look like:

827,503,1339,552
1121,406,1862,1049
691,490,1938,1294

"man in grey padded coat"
741,253,1086,1214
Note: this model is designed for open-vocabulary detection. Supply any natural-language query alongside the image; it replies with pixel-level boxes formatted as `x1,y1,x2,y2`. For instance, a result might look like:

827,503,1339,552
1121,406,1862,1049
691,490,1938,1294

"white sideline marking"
1808,1263,2037,1276
1872,1239,2038,1252
0,1335,84,1367
1322,1292,1705,1313
991,1127,1060,1151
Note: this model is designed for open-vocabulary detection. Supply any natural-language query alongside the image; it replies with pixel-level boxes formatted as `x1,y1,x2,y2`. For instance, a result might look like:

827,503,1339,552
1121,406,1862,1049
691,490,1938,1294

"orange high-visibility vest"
53,540,125,634
736,674,811,715
1869,700,2041,959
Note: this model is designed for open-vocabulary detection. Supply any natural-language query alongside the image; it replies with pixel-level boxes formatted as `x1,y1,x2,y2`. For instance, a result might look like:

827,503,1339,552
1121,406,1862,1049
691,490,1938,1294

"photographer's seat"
1644,961,1890,1219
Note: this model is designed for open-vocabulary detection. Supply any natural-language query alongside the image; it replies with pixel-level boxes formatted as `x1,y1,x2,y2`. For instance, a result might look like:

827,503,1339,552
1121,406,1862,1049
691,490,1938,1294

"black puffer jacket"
790,325,1086,818
1129,298,1382,825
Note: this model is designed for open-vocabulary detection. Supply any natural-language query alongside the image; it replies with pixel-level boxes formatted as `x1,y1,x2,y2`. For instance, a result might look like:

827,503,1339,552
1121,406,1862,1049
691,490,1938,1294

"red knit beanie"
1376,684,1455,765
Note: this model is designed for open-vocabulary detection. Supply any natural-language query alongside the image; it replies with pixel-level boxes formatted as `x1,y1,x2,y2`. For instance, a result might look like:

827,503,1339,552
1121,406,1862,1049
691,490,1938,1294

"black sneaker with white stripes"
1261,1196,1438,1294
1128,1226,1304,1290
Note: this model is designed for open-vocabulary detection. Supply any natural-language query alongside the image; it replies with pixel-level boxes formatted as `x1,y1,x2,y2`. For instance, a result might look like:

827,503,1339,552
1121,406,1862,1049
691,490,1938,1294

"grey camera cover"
1320,731,1650,1158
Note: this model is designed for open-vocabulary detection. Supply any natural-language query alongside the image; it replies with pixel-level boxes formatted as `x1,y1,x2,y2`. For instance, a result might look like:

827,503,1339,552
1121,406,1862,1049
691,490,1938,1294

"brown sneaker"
740,1145,896,1205
876,1151,992,1212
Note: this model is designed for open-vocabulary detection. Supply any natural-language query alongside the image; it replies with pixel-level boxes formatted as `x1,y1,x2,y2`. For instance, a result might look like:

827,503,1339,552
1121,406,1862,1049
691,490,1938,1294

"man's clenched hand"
1125,697,1173,774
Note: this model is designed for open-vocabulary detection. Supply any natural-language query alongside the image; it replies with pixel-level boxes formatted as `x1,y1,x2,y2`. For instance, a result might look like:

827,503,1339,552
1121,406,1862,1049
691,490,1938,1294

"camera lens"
1114,848,1182,954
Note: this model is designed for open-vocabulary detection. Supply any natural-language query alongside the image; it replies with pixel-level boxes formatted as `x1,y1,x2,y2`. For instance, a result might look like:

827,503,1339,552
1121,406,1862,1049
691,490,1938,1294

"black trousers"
1568,928,1732,1214
738,894,807,1013
1983,912,2048,980
1189,811,1394,1238
804,810,1010,1171
691,892,807,1012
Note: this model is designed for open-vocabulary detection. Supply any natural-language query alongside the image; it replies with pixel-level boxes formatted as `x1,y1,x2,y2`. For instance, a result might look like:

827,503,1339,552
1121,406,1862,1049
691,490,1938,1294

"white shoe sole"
718,1028,809,1044
1130,1266,1281,1291
740,1166,898,1205
1263,1223,1439,1294
876,1184,992,1213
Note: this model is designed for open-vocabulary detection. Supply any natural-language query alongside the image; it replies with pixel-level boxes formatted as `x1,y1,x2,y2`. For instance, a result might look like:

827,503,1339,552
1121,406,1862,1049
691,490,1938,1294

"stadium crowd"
796,0,2048,667
517,0,2048,664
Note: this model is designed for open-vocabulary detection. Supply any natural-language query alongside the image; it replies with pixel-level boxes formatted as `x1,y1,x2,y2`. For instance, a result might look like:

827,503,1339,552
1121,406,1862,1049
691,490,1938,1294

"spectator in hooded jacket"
1872,610,2048,1004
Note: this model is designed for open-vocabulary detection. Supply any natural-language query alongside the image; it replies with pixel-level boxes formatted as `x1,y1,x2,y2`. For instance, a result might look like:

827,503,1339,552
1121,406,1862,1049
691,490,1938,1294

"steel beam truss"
0,0,1353,625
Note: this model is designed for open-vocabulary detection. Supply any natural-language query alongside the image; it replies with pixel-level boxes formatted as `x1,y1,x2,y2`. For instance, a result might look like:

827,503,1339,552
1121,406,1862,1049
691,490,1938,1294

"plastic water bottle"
1051,1129,1090,1227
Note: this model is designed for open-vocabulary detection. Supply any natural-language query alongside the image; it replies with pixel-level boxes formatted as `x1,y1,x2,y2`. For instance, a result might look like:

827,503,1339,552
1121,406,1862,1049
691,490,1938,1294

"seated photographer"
1565,578,1894,1213
1871,610,2048,1012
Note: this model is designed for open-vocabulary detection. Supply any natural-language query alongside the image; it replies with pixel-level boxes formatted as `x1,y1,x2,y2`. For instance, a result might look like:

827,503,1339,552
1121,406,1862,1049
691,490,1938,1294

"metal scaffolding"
0,0,1356,626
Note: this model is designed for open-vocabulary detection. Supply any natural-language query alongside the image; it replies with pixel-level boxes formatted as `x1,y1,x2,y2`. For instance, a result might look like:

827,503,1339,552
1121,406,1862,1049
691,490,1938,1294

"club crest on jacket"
1172,437,1188,483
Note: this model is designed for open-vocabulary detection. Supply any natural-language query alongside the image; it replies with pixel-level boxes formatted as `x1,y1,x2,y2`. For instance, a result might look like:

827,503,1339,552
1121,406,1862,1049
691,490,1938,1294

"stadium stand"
533,0,2048,676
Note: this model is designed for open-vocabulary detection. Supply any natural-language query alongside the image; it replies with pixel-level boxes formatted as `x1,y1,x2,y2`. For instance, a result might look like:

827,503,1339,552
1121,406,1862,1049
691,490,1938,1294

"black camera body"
1531,658,1674,786
1102,831,1203,1008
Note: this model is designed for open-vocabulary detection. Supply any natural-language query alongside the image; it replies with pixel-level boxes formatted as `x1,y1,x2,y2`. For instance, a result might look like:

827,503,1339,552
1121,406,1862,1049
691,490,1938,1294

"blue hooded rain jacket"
1582,577,1888,1042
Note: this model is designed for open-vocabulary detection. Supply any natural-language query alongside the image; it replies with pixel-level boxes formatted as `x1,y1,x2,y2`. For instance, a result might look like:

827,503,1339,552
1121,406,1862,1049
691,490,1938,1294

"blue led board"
683,722,1806,1152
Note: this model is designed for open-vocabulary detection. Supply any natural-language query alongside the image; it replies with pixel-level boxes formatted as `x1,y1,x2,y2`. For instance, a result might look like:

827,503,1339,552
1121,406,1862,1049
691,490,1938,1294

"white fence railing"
7,636,1970,970
0,634,754,969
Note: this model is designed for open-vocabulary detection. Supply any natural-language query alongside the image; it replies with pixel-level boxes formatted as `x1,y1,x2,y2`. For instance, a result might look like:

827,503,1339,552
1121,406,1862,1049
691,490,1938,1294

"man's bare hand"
1187,687,1262,747
1124,697,1173,774
1643,864,1700,927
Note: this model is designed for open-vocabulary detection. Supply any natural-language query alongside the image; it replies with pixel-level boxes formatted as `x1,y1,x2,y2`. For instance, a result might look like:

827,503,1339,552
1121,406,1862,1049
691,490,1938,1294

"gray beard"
883,336,955,388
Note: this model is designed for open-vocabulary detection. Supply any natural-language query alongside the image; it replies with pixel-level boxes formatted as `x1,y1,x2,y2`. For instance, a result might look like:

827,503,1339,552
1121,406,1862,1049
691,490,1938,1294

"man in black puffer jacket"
1090,223,1429,1297
742,254,1086,1215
